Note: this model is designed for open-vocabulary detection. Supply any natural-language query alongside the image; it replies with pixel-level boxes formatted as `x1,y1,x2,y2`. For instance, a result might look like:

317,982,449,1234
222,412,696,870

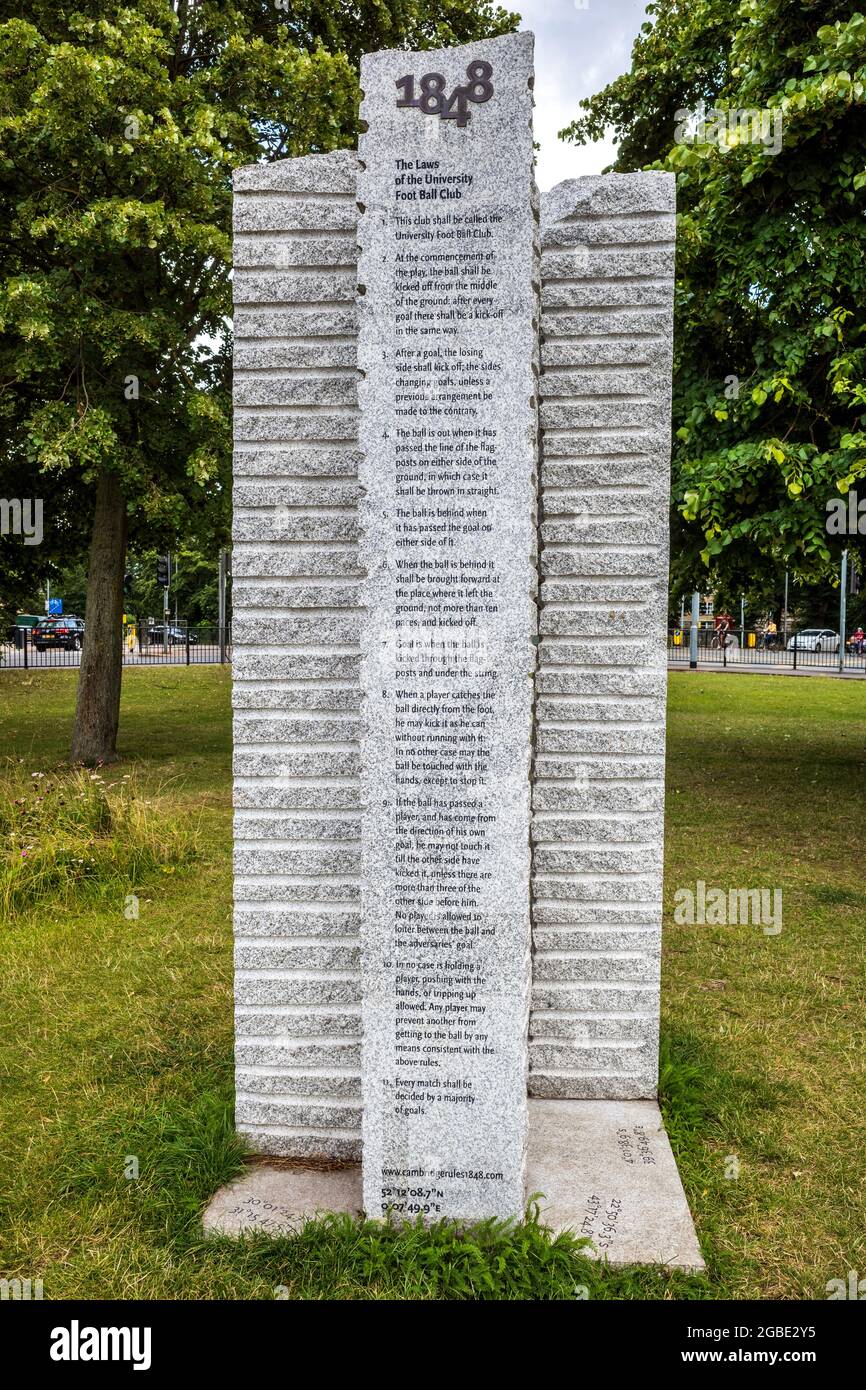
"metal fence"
669,628,866,674
7,617,864,675
0,621,232,671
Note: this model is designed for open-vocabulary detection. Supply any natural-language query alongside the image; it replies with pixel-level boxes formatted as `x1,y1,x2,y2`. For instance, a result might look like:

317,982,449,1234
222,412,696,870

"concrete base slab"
204,1101,703,1272
203,1164,363,1238
527,1098,704,1271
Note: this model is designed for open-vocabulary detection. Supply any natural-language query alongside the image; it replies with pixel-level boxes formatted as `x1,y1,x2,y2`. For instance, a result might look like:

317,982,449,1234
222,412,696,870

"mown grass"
0,666,863,1299
662,673,866,1299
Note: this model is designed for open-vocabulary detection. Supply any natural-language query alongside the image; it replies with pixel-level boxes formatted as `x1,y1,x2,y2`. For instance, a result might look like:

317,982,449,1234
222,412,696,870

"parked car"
787,628,840,653
34,617,85,651
147,625,197,646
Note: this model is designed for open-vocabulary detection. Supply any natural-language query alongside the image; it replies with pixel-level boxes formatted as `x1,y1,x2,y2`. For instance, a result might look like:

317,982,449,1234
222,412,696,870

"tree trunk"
71,470,127,765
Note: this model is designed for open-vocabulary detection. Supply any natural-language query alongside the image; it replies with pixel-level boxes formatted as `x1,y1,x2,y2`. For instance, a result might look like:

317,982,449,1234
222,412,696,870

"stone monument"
357,35,537,1222
213,30,702,1269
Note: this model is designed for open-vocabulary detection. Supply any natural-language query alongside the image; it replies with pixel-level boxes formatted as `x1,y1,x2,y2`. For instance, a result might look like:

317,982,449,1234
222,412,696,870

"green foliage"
124,542,224,626
4,542,225,626
0,761,197,917
0,0,517,594
562,1,866,589
246,1204,593,1301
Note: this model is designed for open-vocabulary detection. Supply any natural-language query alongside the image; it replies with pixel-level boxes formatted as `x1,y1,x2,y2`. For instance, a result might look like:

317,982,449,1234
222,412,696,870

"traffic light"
156,555,171,588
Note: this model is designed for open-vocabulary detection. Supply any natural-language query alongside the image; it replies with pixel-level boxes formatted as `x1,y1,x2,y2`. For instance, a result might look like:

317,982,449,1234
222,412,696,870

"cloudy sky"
516,0,651,190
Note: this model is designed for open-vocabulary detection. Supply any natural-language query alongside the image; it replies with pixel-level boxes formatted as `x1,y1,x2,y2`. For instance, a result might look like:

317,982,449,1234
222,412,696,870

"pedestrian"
849,626,865,655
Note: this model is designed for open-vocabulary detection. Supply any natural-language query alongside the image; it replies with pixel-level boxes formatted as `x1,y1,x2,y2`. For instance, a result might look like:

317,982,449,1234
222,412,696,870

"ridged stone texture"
530,173,676,1101
232,150,363,1161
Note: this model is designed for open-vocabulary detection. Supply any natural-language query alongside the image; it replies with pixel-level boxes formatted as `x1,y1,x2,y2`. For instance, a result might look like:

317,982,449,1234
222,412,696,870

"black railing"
1,621,232,671
669,628,866,673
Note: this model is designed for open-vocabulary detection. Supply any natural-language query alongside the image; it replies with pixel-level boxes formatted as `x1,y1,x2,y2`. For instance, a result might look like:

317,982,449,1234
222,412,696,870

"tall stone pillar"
231,150,364,1161
530,174,676,1100
357,33,538,1220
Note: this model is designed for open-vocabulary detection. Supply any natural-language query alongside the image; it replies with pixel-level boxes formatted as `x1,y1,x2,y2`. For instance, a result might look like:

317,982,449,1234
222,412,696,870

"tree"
561,1,866,596
125,542,225,628
0,0,517,762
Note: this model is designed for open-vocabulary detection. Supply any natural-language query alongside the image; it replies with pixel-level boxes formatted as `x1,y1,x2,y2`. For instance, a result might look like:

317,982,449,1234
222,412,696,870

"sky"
516,0,651,190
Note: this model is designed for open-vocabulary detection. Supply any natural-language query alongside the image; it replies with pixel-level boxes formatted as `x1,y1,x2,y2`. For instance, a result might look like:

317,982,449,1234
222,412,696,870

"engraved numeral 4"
440,86,470,128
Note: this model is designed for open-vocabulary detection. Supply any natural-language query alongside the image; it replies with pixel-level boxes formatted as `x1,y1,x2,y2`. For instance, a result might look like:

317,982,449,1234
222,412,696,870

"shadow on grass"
658,1028,801,1287
49,1087,246,1223
808,883,866,909
659,1029,797,1155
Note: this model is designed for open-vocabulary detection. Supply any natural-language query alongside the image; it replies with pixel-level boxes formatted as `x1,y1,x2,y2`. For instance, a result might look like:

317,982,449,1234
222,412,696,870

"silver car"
787,628,840,653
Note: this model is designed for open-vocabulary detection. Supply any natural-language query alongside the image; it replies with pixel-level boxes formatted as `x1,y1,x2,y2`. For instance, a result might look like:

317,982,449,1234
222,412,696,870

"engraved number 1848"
395,61,494,127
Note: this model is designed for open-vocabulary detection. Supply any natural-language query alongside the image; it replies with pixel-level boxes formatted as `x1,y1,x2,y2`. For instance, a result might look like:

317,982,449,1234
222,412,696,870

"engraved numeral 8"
465,60,493,104
417,72,447,116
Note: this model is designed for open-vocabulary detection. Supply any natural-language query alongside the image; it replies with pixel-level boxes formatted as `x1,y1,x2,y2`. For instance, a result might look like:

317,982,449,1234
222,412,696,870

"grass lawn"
0,666,863,1300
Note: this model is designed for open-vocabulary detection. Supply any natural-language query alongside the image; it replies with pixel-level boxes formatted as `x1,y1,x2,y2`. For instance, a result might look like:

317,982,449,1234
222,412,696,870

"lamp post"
840,550,848,674
218,549,228,664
